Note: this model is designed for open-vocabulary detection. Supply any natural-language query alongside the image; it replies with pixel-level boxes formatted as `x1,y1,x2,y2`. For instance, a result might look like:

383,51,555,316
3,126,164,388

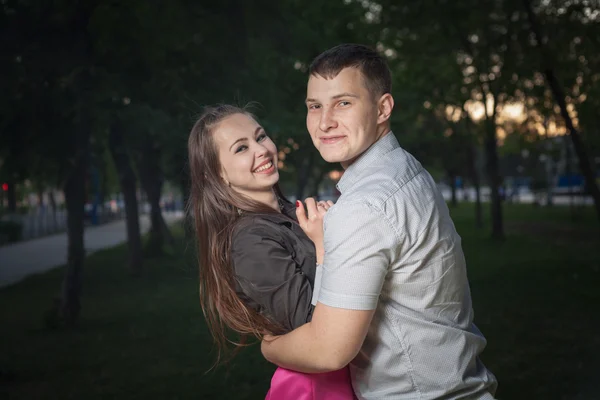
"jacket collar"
241,200,297,227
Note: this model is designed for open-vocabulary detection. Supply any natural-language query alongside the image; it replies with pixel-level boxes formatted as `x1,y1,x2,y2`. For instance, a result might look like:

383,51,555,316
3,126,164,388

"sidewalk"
0,212,183,288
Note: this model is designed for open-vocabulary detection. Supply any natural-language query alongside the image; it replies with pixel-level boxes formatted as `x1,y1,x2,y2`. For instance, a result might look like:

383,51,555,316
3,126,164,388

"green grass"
0,228,275,400
1,205,599,400
452,204,600,400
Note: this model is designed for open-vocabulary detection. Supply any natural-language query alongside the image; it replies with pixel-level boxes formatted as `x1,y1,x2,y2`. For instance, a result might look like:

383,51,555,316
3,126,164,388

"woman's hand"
295,198,334,264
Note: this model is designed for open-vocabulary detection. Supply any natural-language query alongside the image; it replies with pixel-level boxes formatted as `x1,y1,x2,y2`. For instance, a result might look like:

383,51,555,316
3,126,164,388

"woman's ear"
220,170,230,187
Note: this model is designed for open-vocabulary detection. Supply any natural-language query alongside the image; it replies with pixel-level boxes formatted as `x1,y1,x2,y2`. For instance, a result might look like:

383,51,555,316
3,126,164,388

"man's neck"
376,125,392,142
341,126,391,170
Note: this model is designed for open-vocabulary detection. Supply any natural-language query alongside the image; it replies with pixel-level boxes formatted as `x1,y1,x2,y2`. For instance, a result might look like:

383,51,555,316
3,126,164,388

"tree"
522,0,600,222
108,117,144,275
0,0,102,325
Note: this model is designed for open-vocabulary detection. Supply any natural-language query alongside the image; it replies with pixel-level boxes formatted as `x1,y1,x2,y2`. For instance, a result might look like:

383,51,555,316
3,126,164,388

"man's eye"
235,145,248,153
308,104,321,110
339,101,350,106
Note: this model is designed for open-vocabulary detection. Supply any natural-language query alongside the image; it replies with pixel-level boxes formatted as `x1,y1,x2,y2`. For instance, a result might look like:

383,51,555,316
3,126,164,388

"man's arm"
261,303,375,372
262,201,397,372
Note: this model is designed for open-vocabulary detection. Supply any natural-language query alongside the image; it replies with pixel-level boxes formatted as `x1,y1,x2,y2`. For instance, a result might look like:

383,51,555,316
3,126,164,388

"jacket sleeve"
231,223,314,332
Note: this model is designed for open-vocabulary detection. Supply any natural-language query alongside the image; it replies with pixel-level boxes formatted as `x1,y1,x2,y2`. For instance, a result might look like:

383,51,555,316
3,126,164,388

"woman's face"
213,113,279,200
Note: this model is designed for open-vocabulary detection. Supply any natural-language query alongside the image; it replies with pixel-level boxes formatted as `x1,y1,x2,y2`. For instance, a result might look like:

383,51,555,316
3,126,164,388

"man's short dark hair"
309,43,392,99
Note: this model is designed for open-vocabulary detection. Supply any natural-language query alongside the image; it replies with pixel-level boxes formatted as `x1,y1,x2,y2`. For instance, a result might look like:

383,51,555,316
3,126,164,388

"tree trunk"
60,128,90,326
48,190,58,230
37,189,44,209
138,142,173,255
147,185,165,251
484,119,504,240
474,181,483,228
7,179,17,213
109,118,143,276
54,1,96,327
523,0,600,223
545,160,554,207
467,144,483,228
449,172,458,208
564,135,577,221
463,111,483,228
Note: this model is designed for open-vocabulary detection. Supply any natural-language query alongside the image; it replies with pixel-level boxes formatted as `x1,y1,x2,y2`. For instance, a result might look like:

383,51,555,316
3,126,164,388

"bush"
0,219,23,244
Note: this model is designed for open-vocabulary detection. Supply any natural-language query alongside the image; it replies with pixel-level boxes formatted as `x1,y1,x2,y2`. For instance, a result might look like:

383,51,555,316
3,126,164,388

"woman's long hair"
187,104,288,364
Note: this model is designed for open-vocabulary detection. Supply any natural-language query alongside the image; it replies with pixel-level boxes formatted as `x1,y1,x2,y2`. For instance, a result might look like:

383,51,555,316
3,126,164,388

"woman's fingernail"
296,201,301,208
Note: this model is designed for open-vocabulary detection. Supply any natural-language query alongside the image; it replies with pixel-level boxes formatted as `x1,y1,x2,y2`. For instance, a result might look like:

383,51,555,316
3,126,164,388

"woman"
187,104,355,399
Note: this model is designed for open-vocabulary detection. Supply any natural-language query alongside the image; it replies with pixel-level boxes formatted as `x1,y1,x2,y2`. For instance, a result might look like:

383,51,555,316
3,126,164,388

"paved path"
0,212,183,288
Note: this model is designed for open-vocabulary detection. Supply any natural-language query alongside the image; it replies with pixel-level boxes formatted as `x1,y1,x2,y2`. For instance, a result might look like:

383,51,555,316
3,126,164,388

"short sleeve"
231,223,314,332
318,201,396,310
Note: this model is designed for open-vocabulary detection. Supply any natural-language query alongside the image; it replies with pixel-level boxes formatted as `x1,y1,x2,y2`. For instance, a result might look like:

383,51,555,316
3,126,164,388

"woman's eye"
235,145,248,153
257,133,267,142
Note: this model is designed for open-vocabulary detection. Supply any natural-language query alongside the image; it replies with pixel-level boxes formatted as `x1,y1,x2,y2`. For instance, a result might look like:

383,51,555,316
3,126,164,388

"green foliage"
1,0,599,206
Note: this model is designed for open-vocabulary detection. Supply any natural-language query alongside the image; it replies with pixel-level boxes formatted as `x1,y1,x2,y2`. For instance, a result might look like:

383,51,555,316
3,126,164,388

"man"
261,44,497,399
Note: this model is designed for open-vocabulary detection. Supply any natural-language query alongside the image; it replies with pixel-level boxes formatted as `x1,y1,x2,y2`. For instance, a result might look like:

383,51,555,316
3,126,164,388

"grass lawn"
1,204,599,400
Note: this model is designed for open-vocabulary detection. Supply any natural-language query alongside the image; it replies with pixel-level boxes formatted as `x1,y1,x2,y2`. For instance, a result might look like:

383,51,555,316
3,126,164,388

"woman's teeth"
255,161,273,173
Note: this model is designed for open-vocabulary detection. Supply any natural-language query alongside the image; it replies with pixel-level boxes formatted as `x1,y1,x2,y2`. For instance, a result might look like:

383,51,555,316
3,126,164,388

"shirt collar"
337,131,399,193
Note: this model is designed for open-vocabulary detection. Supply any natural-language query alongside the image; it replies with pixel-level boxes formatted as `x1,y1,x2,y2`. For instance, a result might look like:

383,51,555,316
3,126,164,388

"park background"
1,1,599,399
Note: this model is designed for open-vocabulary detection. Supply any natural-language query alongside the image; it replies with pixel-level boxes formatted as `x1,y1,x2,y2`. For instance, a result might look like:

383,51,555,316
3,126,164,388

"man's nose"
319,108,337,132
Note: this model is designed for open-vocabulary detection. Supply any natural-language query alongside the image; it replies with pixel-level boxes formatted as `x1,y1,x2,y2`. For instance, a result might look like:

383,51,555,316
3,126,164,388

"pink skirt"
265,366,356,400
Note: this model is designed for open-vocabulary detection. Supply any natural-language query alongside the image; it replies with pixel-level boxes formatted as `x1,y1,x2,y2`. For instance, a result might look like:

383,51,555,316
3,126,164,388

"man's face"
305,67,381,169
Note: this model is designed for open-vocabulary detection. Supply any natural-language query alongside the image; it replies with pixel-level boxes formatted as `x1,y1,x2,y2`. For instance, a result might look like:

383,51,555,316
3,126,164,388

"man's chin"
318,151,344,164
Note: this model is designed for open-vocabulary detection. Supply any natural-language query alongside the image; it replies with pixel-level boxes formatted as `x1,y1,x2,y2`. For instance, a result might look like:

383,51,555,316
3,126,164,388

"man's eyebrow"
305,93,360,104
332,92,359,99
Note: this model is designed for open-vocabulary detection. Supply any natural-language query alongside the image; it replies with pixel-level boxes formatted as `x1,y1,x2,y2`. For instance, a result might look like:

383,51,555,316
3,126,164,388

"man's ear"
377,93,394,125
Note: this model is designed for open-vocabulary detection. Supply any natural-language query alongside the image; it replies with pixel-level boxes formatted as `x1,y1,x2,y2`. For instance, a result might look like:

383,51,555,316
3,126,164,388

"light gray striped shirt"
319,132,497,399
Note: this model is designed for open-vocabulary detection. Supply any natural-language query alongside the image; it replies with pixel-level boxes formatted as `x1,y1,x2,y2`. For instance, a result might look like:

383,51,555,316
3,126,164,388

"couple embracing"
187,44,498,400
